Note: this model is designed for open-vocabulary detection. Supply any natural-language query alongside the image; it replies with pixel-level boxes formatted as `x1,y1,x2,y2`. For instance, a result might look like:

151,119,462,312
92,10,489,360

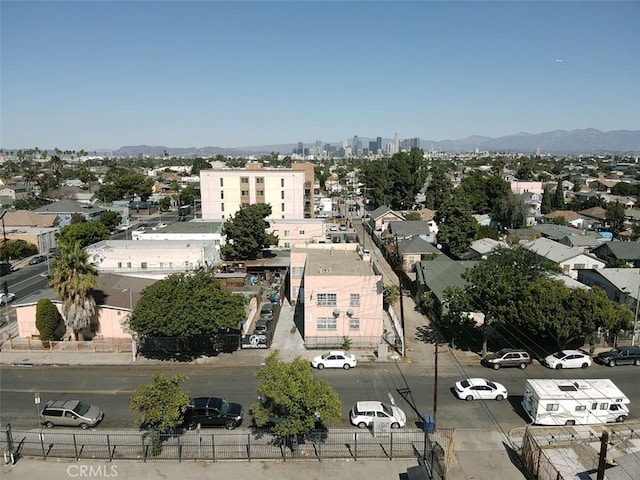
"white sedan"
454,378,508,402
311,351,357,370
543,350,592,369
0,293,16,305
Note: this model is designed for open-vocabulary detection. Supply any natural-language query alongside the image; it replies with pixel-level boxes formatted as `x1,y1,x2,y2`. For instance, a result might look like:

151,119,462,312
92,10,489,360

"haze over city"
1,0,639,151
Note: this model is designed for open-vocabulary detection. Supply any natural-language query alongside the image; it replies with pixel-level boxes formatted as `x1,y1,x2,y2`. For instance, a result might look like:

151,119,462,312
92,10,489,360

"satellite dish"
92,253,104,264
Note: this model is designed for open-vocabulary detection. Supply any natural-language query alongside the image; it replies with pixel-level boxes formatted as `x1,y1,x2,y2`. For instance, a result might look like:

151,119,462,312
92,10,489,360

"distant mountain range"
111,128,640,157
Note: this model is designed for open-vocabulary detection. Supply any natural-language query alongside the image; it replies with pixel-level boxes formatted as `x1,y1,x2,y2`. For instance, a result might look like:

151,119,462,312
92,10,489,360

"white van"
349,401,406,429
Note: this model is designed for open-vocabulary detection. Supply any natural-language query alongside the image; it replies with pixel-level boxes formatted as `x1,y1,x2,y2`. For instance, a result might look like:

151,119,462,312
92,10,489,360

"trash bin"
422,413,435,433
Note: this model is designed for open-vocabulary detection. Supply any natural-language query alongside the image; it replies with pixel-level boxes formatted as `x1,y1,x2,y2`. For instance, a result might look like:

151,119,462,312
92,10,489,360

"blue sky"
1,1,639,151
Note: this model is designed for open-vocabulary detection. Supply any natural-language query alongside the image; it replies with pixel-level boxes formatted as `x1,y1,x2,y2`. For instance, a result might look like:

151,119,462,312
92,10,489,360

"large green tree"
445,246,559,355
221,203,278,260
129,271,245,337
57,220,110,249
435,196,478,259
457,171,510,215
424,164,453,211
251,351,342,438
49,241,98,341
361,149,427,209
130,372,191,456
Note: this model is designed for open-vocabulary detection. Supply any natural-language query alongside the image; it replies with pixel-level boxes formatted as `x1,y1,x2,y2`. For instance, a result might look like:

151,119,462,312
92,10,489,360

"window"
242,202,250,208
256,177,264,184
600,403,609,410
291,267,303,278
241,190,249,196
284,230,290,236
546,404,559,412
350,294,360,307
257,190,264,196
574,263,585,270
281,203,285,212
575,405,586,411
220,178,224,187
281,178,284,188
127,262,131,268
241,177,249,184
299,230,305,235
349,317,360,330
316,293,337,306
117,262,122,268
317,317,337,330
591,403,598,410
221,203,224,211
220,191,224,199
141,262,147,269
281,191,285,199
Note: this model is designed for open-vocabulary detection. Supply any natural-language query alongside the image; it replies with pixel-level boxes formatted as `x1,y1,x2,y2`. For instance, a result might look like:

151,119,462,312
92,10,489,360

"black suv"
481,348,532,370
184,397,244,430
596,346,640,367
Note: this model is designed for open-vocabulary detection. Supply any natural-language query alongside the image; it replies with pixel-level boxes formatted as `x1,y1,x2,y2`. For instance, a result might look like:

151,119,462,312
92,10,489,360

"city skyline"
1,1,639,151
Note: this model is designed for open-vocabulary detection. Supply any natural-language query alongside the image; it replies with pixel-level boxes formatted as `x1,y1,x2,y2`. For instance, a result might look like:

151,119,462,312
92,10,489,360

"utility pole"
433,342,439,427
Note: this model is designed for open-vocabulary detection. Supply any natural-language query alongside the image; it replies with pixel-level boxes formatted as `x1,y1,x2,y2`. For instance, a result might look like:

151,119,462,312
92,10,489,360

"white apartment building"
200,163,309,220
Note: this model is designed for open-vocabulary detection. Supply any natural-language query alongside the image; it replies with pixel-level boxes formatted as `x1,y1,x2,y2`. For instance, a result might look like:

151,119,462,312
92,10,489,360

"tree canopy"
221,203,278,260
129,271,246,337
57,220,111,249
435,196,478,259
361,149,427,209
445,246,633,353
251,351,342,438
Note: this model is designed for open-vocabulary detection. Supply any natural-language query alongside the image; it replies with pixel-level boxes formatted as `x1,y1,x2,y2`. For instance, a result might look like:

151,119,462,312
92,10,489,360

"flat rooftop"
303,247,377,277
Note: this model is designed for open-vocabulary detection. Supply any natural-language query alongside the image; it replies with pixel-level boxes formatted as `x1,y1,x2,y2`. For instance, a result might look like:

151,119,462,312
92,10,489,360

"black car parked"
596,346,640,367
184,397,244,430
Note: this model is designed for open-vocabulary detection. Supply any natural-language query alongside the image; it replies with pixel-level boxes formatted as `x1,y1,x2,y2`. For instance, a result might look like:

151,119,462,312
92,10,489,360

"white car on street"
349,401,406,428
543,350,592,369
311,351,357,370
454,378,508,402
0,293,16,305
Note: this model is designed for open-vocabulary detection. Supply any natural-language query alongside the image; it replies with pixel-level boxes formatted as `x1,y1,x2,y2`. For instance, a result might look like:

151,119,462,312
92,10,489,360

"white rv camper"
522,379,630,426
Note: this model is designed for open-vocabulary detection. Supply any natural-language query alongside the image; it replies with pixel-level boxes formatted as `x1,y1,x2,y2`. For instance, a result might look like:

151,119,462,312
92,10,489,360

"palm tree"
49,241,98,341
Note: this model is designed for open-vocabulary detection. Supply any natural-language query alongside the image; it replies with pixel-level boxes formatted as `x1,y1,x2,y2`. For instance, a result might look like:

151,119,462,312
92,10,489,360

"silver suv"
481,349,532,370
40,400,104,429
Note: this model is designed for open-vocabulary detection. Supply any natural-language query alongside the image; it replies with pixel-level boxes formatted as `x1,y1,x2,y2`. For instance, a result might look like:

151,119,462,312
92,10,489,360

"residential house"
387,220,436,243
0,183,28,203
415,255,479,318
462,238,509,260
34,199,107,226
366,206,404,234
541,210,586,229
14,273,155,340
533,224,582,241
587,177,619,193
591,242,640,268
395,236,442,272
578,206,607,229
289,243,383,348
558,232,607,253
577,268,640,310
522,237,606,279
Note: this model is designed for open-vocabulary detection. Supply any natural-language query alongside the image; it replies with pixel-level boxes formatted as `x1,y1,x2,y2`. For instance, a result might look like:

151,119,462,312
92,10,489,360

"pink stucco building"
290,244,383,348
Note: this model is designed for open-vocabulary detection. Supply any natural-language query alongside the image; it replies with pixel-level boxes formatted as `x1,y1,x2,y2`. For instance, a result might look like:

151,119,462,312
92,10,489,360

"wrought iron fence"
1,426,446,477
